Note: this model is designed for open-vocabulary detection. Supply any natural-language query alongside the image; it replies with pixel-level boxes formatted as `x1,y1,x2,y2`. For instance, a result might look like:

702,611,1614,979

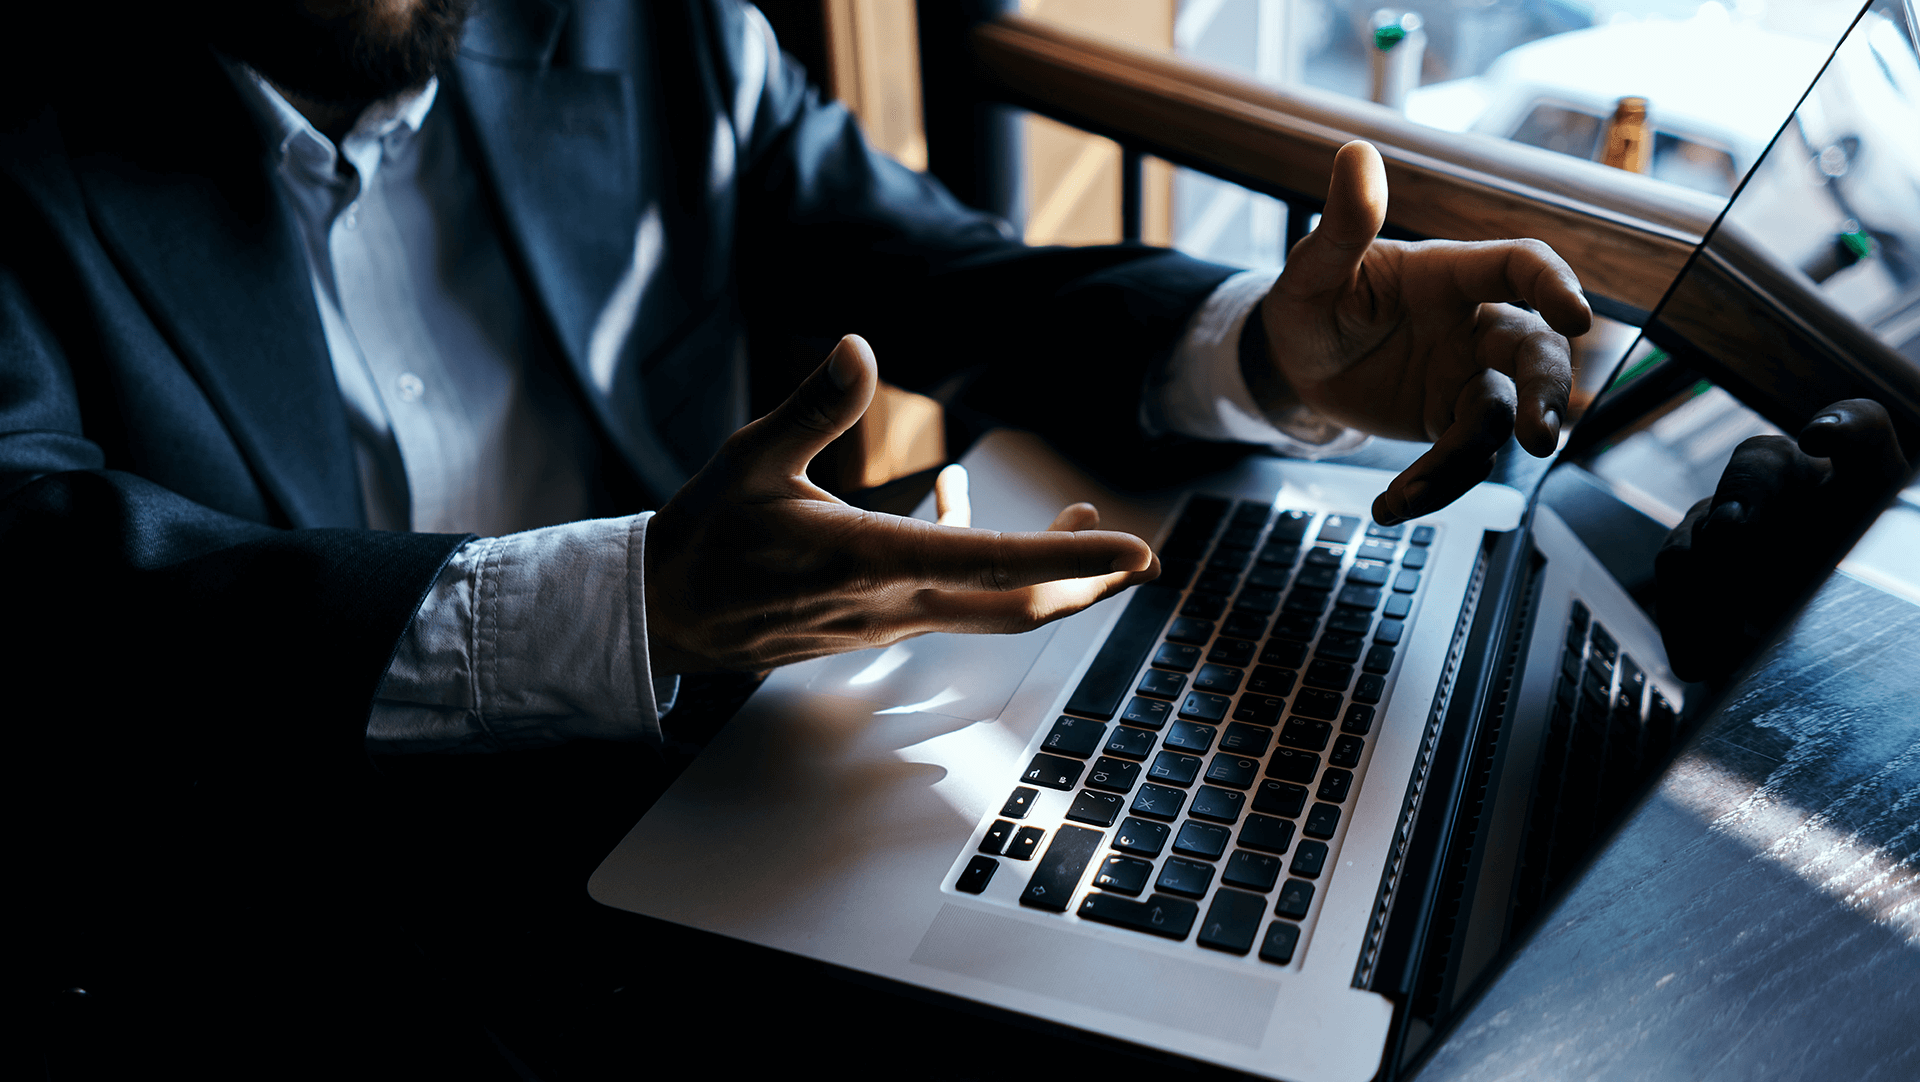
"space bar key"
1063,585,1180,720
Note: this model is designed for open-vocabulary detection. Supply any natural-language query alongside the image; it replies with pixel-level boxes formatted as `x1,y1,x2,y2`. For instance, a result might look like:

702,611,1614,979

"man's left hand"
1260,140,1594,525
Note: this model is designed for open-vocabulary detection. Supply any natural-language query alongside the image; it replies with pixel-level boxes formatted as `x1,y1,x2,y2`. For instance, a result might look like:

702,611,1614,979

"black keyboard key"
1155,857,1216,897
1001,787,1038,819
1234,588,1281,615
1194,663,1244,694
1207,638,1257,667
1279,717,1332,751
1222,851,1283,893
1315,633,1365,663
1336,584,1383,610
1067,789,1125,827
1373,618,1404,645
1220,612,1269,641
1257,541,1301,568
1341,703,1376,734
1292,565,1338,592
1042,716,1106,759
1401,546,1428,569
1270,511,1312,541
1207,547,1252,574
1393,570,1421,593
1410,525,1435,546
1195,569,1239,596
1247,665,1298,697
1078,892,1198,940
1166,617,1214,645
1327,608,1372,635
1165,720,1217,753
1268,615,1317,644
1205,754,1260,790
1283,588,1330,615
1230,501,1272,528
1137,669,1187,700
1152,642,1201,673
1274,878,1314,919
1198,888,1268,955
1292,688,1343,719
1383,595,1412,618
980,819,1014,855
1252,780,1308,817
1103,726,1156,760
1093,854,1153,895
1345,563,1390,587
1265,749,1320,785
1233,695,1286,726
1329,734,1365,769
1112,816,1170,856
1304,546,1343,568
1147,751,1203,787
1218,722,1272,757
1245,565,1291,590
1259,920,1301,964
1189,785,1246,822
1366,522,1404,539
1590,623,1618,663
1317,769,1354,803
1157,558,1198,592
1130,784,1186,821
1084,757,1142,794
1305,659,1353,690
1363,645,1395,674
1303,802,1341,839
1178,692,1230,723
1317,515,1361,543
1064,585,1180,720
1290,840,1330,878
1121,696,1172,730
957,856,998,894
1354,674,1386,704
1020,825,1104,910
1238,813,1295,853
1022,753,1083,791
1173,820,1231,859
1009,826,1046,860
1182,592,1228,620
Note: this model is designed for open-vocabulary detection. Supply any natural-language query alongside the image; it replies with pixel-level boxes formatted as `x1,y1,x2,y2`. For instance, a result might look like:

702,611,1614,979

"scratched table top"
1412,570,1920,1082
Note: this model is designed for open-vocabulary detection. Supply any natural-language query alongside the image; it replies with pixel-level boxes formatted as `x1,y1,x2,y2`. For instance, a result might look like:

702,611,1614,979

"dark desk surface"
1412,571,1920,1082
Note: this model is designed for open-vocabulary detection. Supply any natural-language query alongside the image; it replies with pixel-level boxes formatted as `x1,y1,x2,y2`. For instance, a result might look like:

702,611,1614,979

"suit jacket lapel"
454,0,693,501
70,52,364,530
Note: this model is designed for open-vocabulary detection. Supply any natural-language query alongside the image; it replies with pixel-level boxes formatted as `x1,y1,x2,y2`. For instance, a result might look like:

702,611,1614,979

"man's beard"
205,0,478,108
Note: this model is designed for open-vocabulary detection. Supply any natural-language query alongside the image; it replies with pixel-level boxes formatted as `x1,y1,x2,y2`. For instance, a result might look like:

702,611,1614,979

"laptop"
589,4,1920,1078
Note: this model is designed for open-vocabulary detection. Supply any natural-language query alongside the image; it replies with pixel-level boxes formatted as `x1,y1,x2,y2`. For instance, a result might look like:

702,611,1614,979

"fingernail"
827,341,861,390
1542,409,1561,435
1707,500,1746,530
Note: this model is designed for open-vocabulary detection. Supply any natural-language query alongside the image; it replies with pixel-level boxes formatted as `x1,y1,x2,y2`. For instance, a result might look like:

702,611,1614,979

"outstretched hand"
644,335,1160,675
1261,141,1593,524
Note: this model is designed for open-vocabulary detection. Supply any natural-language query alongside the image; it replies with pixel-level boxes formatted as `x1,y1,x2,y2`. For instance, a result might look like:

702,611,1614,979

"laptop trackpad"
911,903,1279,1047
803,625,1060,722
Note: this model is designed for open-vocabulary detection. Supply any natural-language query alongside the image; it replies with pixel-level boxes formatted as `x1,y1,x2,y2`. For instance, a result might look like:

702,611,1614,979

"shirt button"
343,204,360,230
395,372,425,402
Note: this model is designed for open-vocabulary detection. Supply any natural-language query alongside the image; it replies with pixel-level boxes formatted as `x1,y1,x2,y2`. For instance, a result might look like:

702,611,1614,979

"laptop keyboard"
1513,599,1680,923
952,495,1435,965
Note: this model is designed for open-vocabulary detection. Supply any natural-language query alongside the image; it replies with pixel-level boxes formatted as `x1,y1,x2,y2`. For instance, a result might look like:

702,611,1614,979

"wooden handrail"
971,14,1724,318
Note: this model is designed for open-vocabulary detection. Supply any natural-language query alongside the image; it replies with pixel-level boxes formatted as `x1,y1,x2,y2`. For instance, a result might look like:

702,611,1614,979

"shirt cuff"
1145,268,1370,459
367,512,673,753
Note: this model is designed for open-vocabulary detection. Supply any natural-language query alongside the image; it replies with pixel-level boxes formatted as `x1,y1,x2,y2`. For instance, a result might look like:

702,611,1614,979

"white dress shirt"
226,64,1356,755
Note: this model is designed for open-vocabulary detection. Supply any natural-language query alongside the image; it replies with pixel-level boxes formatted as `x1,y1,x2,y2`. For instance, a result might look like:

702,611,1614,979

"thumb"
736,334,877,486
1278,140,1388,299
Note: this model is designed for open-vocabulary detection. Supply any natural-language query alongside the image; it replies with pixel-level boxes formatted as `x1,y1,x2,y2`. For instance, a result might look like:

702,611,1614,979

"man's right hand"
644,335,1161,676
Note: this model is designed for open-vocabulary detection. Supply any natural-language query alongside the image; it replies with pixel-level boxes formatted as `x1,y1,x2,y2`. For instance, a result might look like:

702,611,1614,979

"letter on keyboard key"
1198,888,1268,954
1084,756,1141,794
1113,816,1170,856
1020,825,1105,911
1078,892,1198,940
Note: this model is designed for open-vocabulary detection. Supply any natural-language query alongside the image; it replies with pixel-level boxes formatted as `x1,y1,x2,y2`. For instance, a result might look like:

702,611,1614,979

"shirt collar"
222,58,439,182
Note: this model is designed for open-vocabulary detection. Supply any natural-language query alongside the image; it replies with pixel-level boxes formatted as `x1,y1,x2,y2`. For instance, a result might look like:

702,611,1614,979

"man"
1,0,1588,1073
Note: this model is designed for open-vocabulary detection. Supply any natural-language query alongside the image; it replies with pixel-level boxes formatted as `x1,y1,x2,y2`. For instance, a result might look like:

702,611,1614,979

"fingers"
1049,502,1100,532
1435,239,1592,339
1798,399,1909,485
732,334,877,486
934,463,971,527
1476,303,1572,456
916,565,1159,635
1373,368,1514,525
1709,434,1818,532
1277,141,1388,300
874,517,1155,591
